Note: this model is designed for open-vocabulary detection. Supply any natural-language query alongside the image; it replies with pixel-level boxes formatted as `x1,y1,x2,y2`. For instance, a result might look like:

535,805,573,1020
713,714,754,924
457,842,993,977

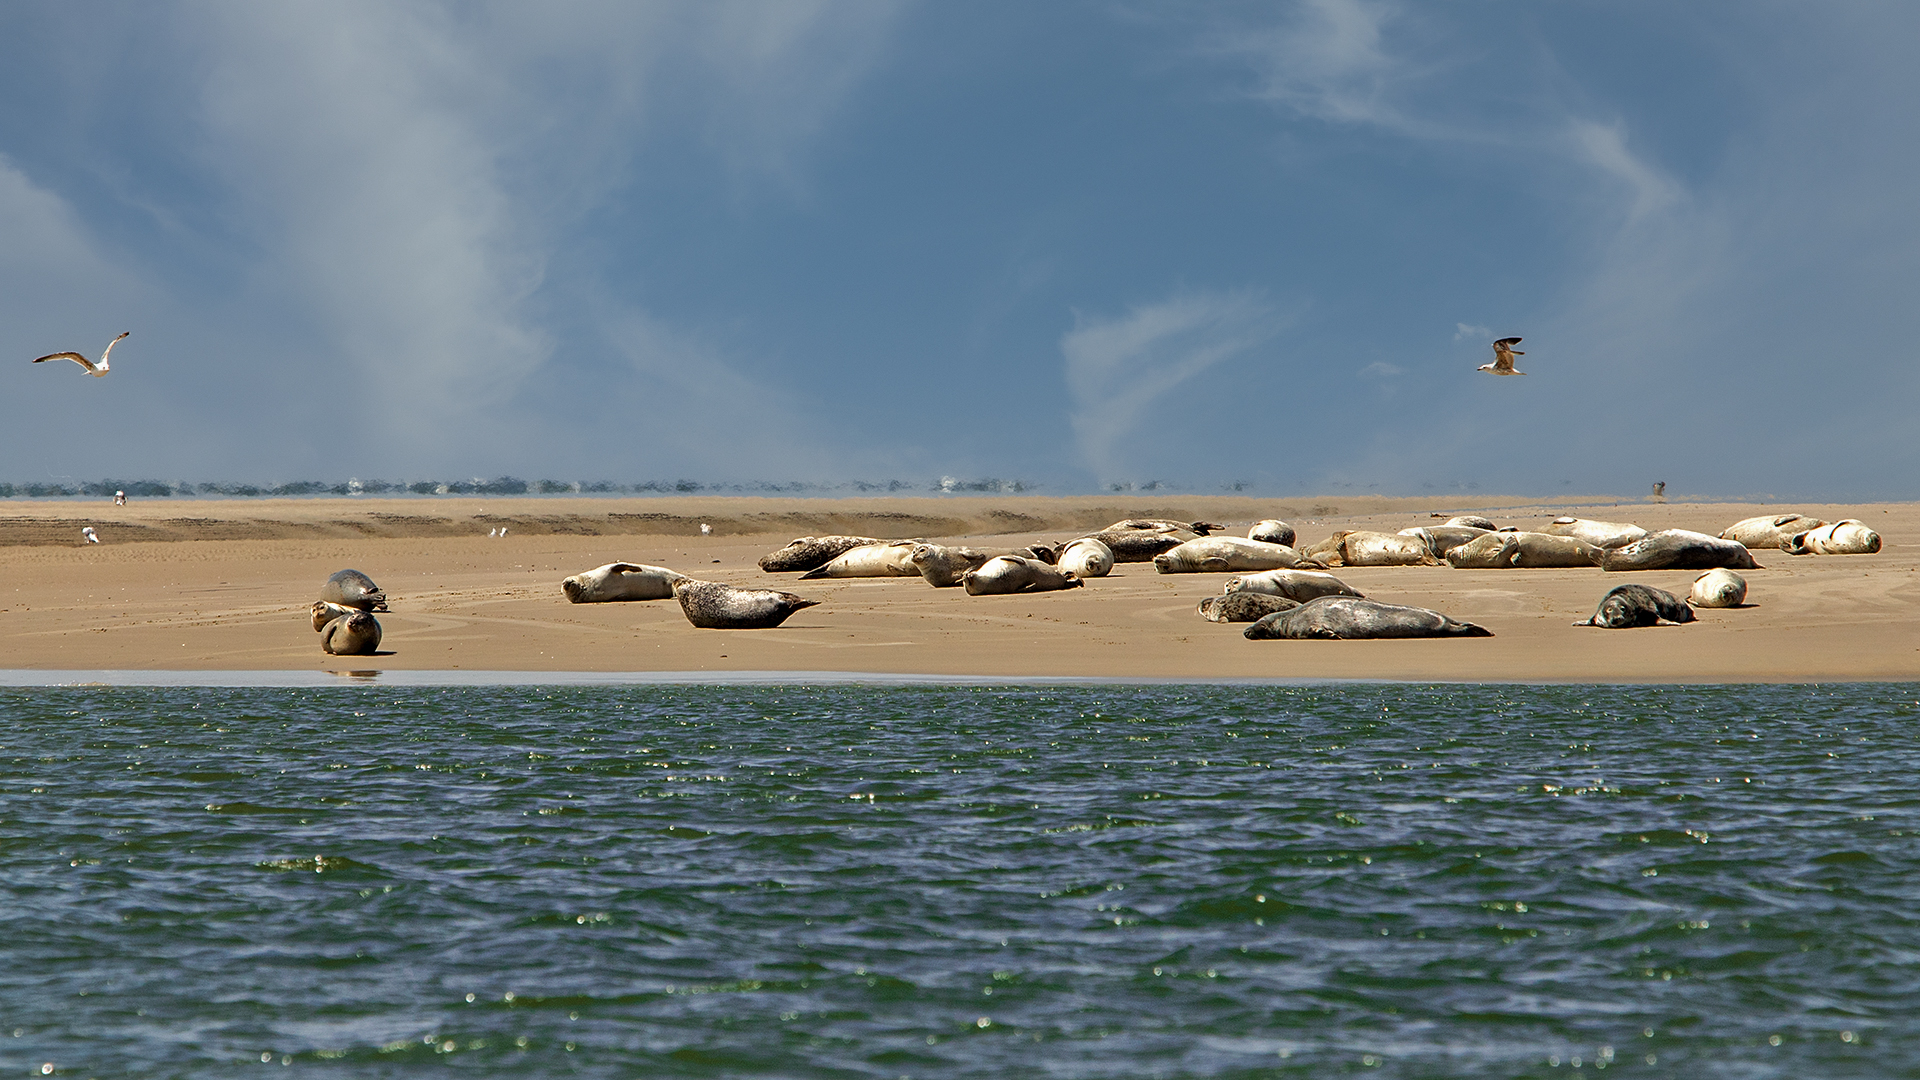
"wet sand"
1,495,1913,682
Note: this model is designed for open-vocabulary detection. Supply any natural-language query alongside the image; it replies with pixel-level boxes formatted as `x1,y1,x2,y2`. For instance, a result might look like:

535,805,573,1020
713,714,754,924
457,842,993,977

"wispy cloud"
1062,290,1285,478
1453,322,1491,341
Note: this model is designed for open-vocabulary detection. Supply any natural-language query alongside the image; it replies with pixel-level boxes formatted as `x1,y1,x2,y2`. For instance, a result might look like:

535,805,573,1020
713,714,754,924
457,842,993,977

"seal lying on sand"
1600,530,1759,571
1247,520,1296,546
1331,531,1443,567
1197,592,1299,623
962,556,1082,595
1055,537,1114,578
1079,530,1188,563
758,536,886,573
1399,525,1491,560
1721,514,1827,549
320,569,388,611
1579,584,1695,628
1444,532,1601,569
672,579,819,629
800,541,922,579
1690,568,1748,608
1782,520,1881,555
1244,597,1491,639
1224,568,1364,602
1103,518,1222,536
319,609,383,655
561,563,686,603
1441,515,1499,531
907,544,992,588
1153,536,1323,573
1541,517,1648,549
310,600,361,632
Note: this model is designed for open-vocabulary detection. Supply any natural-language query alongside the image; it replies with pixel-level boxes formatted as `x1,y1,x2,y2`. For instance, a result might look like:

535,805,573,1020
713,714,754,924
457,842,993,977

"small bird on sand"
1478,337,1526,376
33,332,130,377
700,523,713,536
82,527,100,544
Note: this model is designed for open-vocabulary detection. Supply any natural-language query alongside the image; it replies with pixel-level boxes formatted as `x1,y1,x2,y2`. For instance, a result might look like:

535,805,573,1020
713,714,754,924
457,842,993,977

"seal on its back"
320,569,388,612
1721,514,1826,549
562,563,686,603
1443,532,1601,569
1541,517,1647,549
319,609,383,655
1579,584,1695,628
1244,597,1491,639
672,579,819,629
1781,520,1881,555
758,536,886,573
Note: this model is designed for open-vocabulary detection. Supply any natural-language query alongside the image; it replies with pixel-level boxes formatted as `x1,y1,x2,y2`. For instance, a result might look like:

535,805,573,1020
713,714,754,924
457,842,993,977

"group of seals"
311,569,385,655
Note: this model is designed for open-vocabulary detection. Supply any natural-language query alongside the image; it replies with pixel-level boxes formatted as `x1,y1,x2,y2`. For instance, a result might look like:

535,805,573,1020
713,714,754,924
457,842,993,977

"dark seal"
673,579,819,629
757,536,885,573
1243,596,1491,639
1578,584,1696,628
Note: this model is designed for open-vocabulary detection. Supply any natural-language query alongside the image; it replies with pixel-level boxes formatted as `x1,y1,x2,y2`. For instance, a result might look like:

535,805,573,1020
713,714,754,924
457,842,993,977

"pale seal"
1223,568,1364,602
1540,517,1648,549
562,563,687,603
310,600,360,631
1244,597,1491,639
319,610,383,655
962,556,1082,595
907,544,993,588
1329,531,1443,567
1600,530,1759,571
1153,536,1323,573
1578,584,1695,628
1247,520,1297,547
1197,592,1299,623
1444,532,1602,569
672,579,819,629
1689,568,1748,608
1055,537,1115,578
1399,525,1491,560
319,569,388,612
800,541,922,579
1720,514,1827,549
758,536,886,573
1782,520,1881,555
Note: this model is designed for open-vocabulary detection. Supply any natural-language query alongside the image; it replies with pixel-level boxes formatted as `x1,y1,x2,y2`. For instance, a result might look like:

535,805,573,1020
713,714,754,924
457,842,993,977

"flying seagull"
1478,337,1526,376
33,331,130,377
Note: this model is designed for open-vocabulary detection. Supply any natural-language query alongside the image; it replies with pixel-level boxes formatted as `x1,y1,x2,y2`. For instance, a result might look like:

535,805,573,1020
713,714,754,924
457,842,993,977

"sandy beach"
1,494,1912,682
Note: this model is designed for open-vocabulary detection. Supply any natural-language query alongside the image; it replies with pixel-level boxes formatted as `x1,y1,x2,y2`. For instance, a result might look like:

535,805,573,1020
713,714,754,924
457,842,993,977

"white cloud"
1358,360,1402,379
1453,322,1491,341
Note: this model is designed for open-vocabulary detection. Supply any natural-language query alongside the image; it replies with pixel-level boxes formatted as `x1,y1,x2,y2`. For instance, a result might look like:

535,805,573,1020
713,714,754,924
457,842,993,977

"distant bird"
1652,481,1666,497
33,332,130,377
81,527,99,544
113,490,126,506
700,523,713,536
1478,337,1526,376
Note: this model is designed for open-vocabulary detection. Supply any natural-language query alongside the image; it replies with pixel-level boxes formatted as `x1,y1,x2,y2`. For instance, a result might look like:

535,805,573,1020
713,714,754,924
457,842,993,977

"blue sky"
2,2,1916,498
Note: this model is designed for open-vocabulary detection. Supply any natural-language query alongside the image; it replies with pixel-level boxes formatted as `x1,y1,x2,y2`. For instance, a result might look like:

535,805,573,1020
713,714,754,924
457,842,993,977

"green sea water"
4,682,1918,1077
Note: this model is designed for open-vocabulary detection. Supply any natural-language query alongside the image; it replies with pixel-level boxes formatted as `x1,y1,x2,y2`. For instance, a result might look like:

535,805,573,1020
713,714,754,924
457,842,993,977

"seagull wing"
99,331,130,367
32,352,100,373
1495,337,1522,347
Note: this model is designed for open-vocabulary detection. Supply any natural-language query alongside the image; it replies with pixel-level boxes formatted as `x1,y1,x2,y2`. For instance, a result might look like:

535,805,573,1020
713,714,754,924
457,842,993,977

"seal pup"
1102,519,1222,536
1478,337,1525,375
672,579,819,629
1690,568,1748,608
1600,530,1759,571
1245,596,1491,639
1399,525,1490,560
800,541,922,579
32,331,129,377
319,610,383,655
1444,532,1601,569
962,556,1082,595
1153,536,1323,573
310,600,361,631
758,536,886,573
319,569,388,611
907,543,993,588
1224,568,1364,603
1782,520,1881,555
1198,592,1299,623
1247,520,1296,546
1541,517,1648,549
562,563,687,603
1055,537,1114,578
1578,584,1695,628
1721,514,1827,549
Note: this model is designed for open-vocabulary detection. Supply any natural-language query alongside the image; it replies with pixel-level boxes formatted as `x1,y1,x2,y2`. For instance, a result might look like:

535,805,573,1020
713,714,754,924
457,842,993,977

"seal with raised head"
1247,520,1297,547
1224,568,1364,602
562,563,687,603
962,556,1082,595
1055,537,1114,578
1720,514,1827,549
800,541,922,579
907,544,992,588
1541,517,1648,549
1197,592,1299,623
1782,520,1881,555
1444,531,1602,569
1244,596,1491,639
758,536,886,573
1600,530,1759,571
310,600,360,631
319,569,388,612
1399,525,1491,560
1579,584,1696,628
1690,568,1748,608
672,579,819,629
1153,536,1323,573
319,609,383,655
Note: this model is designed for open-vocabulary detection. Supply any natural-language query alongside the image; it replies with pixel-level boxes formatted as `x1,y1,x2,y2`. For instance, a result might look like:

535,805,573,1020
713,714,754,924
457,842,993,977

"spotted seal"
1197,592,1299,623
672,579,819,629
1244,596,1491,639
800,541,922,579
319,609,383,655
1599,530,1759,571
319,569,388,612
962,556,1082,595
1247,520,1296,547
1444,532,1602,569
1689,568,1748,608
757,536,886,573
1782,520,1881,555
561,563,687,603
1578,584,1696,628
1223,568,1364,602
1720,514,1827,549
1540,517,1648,549
1153,536,1323,573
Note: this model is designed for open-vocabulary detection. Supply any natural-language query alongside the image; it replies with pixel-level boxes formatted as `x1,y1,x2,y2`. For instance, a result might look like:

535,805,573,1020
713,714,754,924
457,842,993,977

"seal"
319,569,388,612
1244,596,1491,639
1600,530,1759,571
1441,515,1499,530
1082,530,1191,563
1197,592,1300,623
1720,514,1827,549
1578,584,1696,628
1103,518,1222,536
907,544,993,588
1055,537,1115,578
672,579,820,629
1540,517,1648,549
1444,532,1602,569
1399,525,1491,560
319,610,383,655
1782,520,1881,555
758,536,886,573
1224,568,1364,602
1330,531,1442,567
962,556,1083,595
562,562,686,603
1247,520,1297,547
310,600,360,631
800,541,923,579
1153,536,1323,573
1689,568,1748,608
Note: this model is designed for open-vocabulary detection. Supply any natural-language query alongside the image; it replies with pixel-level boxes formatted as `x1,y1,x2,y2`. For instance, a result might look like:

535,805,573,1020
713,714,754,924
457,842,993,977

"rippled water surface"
5,683,1919,1077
